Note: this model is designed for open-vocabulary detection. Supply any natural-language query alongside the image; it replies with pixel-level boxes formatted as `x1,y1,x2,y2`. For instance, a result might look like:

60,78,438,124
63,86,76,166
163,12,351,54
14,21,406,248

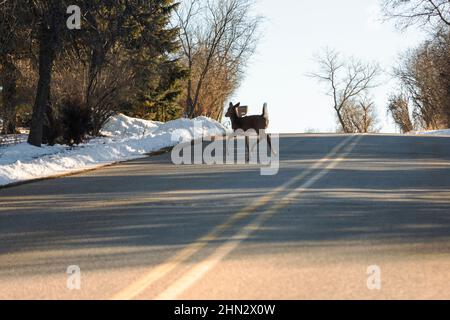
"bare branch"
382,0,450,29
176,0,262,118
310,49,380,133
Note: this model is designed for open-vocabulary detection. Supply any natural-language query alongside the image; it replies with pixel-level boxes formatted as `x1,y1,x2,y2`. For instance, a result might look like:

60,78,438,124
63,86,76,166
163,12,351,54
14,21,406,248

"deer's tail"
262,103,269,119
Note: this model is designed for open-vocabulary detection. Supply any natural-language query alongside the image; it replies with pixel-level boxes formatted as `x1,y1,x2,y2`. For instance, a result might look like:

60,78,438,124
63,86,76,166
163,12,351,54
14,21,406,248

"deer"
225,102,274,161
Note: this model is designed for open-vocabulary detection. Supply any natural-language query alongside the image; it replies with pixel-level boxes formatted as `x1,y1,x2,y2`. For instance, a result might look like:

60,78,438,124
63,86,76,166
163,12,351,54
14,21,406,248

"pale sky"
232,0,426,133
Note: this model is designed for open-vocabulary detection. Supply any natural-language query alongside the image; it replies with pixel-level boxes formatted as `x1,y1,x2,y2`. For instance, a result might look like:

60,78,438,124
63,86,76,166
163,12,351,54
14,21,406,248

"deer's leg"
226,133,234,157
267,134,272,153
245,135,250,162
267,134,277,156
250,136,260,154
257,132,267,154
258,133,274,156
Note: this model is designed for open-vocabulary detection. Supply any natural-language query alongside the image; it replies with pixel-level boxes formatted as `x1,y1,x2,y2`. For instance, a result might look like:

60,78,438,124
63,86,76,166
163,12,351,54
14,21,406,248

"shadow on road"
1,135,450,276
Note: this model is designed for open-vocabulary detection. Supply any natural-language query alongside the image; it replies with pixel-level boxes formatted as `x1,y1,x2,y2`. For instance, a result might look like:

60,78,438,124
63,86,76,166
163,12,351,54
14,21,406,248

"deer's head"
225,102,240,118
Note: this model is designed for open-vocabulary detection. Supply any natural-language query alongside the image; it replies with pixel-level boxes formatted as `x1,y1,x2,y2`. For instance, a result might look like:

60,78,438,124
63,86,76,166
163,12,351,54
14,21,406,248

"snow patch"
411,129,450,136
101,113,162,137
0,114,229,187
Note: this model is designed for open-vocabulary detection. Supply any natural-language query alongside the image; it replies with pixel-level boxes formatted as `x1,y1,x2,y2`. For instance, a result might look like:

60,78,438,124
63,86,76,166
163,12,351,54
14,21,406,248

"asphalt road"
1,134,450,300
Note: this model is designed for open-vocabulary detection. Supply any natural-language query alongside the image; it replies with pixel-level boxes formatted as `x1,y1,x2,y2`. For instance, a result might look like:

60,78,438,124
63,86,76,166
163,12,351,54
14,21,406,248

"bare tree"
340,98,380,133
383,0,450,130
310,49,380,133
175,0,261,119
387,94,415,133
382,0,450,28
392,32,450,130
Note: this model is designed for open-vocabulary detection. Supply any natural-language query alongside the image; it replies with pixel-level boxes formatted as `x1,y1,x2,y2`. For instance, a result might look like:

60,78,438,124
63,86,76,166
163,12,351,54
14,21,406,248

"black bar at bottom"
0,300,446,319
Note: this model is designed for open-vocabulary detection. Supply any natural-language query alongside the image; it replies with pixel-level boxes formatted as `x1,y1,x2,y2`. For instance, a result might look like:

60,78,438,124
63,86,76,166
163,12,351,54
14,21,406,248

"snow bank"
0,115,229,187
101,113,162,137
412,129,450,136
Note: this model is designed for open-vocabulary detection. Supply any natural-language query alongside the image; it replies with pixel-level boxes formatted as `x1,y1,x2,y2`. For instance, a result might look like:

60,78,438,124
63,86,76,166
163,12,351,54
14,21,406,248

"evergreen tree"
3,0,185,145
118,0,187,122
0,1,28,134
70,0,186,124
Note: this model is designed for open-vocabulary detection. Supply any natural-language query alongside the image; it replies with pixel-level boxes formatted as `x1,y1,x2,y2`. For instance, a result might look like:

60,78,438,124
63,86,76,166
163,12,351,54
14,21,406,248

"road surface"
1,134,450,299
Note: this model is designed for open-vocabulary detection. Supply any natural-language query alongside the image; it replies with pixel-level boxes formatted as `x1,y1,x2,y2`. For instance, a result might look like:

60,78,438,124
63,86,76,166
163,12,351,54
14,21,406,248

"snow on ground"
0,114,229,187
101,113,163,137
411,129,450,136
0,134,28,147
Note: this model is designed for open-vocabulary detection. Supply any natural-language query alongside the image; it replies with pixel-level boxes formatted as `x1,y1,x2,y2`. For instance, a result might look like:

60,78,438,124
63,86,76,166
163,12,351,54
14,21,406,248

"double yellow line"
112,135,361,300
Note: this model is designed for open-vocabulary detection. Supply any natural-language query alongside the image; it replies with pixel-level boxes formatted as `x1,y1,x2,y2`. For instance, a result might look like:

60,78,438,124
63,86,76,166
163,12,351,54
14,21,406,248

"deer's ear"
229,102,234,108
235,102,241,108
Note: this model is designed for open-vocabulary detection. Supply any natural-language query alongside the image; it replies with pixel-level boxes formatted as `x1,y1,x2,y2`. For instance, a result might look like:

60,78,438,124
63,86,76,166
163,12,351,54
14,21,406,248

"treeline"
0,0,260,146
384,0,450,132
310,0,450,134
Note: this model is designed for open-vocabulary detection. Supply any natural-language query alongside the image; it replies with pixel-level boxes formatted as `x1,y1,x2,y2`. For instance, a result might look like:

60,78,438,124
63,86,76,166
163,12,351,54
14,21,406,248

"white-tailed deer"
225,102,274,161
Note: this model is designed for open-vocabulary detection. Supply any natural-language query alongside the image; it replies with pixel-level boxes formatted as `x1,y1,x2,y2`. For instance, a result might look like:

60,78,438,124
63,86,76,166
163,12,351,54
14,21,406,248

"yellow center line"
155,135,362,300
111,135,357,300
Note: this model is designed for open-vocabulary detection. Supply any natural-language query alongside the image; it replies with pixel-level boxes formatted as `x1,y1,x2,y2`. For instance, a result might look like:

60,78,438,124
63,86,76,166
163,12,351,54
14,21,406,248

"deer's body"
225,102,273,161
226,103,269,133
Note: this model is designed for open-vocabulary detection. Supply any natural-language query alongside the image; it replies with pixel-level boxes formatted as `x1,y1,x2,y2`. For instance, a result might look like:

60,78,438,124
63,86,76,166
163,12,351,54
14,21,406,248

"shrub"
15,104,33,128
59,98,93,146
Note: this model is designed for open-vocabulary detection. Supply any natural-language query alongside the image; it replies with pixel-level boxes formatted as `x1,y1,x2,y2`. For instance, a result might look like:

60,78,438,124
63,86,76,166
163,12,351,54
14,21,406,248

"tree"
14,0,185,145
0,0,29,134
392,31,450,130
0,61,19,134
310,49,380,133
387,94,415,133
382,0,450,29
175,0,261,119
23,1,70,146
61,0,185,129
2,0,195,145
340,98,380,133
383,0,450,130
129,58,187,122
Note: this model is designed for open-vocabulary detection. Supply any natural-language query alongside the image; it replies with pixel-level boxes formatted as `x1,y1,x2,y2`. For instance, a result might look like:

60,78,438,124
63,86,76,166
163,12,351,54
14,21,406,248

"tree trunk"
1,59,18,134
216,106,224,122
336,108,349,133
28,24,58,147
186,78,195,118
